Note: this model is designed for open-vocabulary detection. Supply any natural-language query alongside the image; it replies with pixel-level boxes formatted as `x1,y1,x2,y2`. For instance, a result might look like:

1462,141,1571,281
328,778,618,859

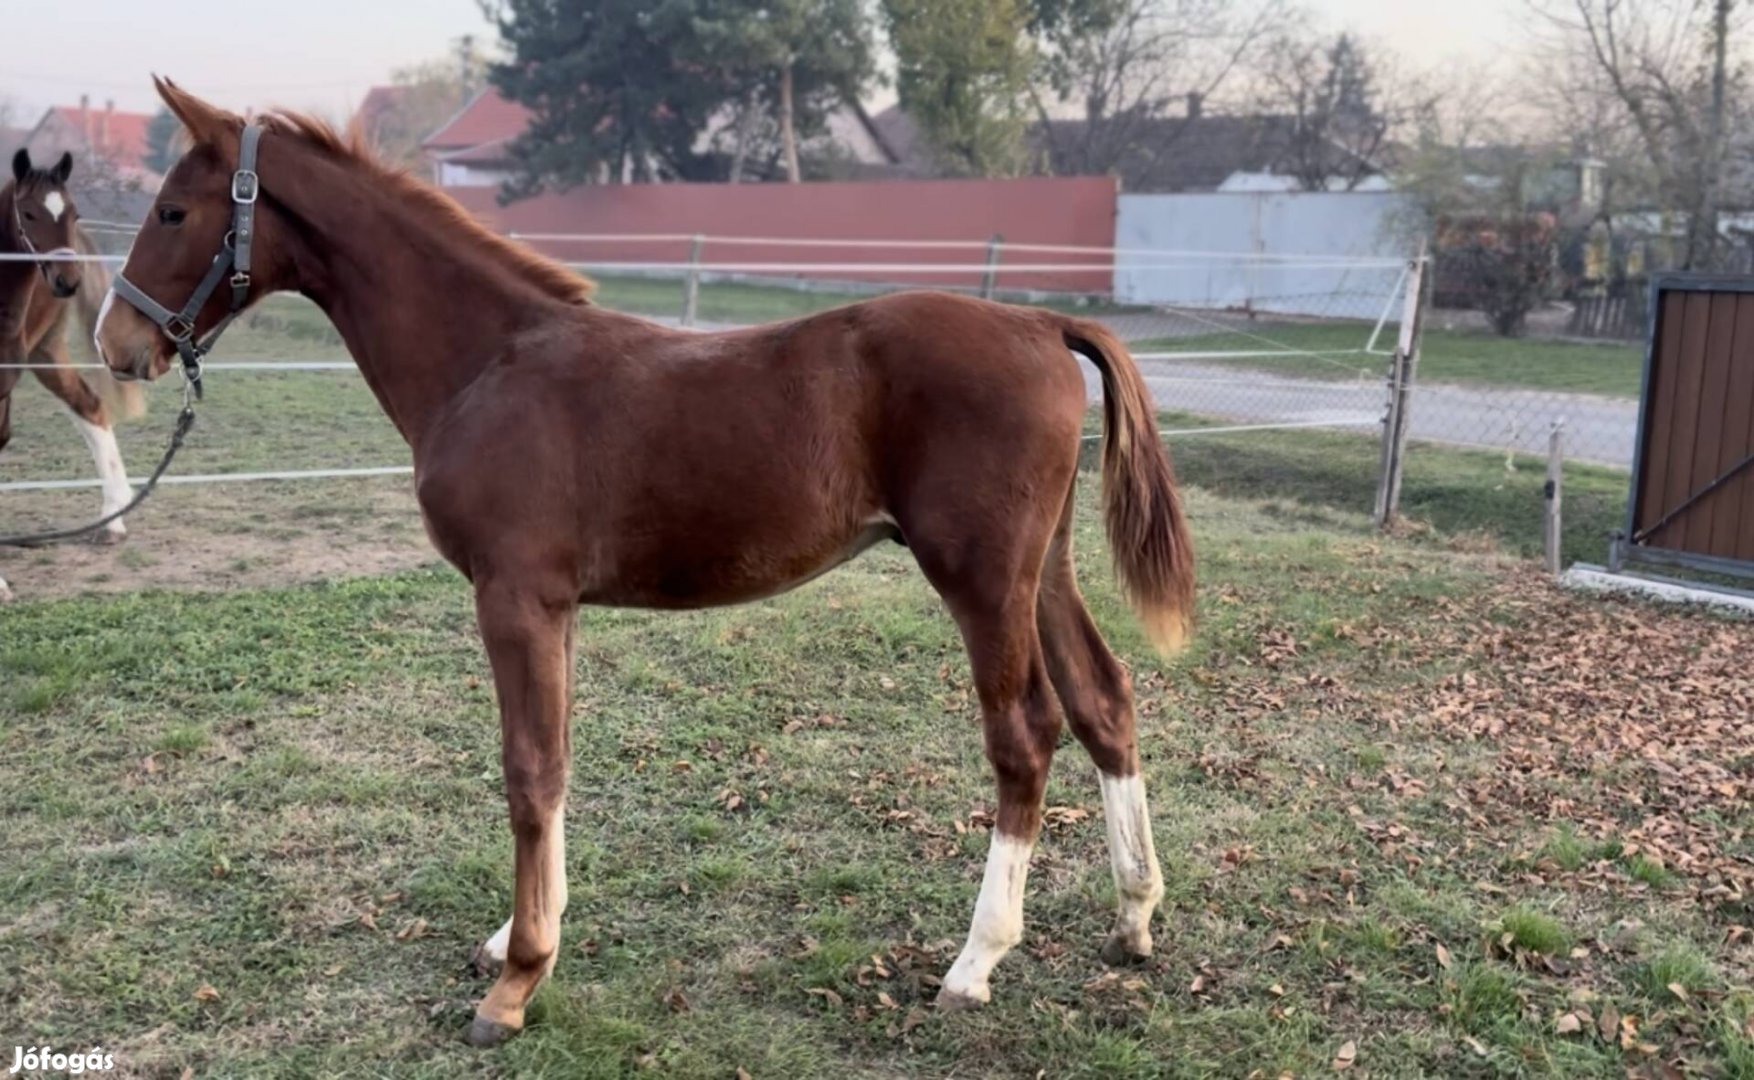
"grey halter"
110,122,262,398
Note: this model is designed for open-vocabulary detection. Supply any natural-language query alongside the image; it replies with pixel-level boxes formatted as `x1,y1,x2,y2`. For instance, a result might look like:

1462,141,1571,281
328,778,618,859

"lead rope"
0,377,198,549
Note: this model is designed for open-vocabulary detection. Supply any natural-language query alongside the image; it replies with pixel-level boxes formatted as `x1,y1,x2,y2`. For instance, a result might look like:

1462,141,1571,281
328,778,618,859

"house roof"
47,103,154,172
1034,114,1307,193
423,87,532,152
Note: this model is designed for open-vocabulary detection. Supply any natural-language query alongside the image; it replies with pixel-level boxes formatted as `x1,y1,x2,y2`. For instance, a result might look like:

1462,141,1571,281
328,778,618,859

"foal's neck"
265,141,577,450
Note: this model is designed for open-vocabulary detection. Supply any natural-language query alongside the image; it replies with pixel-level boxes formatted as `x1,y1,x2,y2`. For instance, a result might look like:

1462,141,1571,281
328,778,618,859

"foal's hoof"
934,985,988,1012
90,525,127,546
466,1014,521,1047
1100,933,1153,968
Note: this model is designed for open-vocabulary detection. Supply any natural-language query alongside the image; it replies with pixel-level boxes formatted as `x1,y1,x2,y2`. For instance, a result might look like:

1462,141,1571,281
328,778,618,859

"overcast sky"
1,0,1519,123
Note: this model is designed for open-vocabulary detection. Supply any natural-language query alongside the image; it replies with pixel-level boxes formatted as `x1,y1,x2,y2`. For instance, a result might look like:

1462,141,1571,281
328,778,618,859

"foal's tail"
1060,317,1195,655
71,226,145,421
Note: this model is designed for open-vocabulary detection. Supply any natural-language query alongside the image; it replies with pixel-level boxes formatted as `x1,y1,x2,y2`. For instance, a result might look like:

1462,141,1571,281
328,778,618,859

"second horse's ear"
51,152,73,184
11,148,30,183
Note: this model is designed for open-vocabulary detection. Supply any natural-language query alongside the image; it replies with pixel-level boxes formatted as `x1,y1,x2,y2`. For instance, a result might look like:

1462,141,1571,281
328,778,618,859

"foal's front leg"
468,580,576,1047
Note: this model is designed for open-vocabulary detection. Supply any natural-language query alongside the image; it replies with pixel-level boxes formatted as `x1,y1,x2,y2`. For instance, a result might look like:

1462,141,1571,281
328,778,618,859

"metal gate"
1613,275,1754,583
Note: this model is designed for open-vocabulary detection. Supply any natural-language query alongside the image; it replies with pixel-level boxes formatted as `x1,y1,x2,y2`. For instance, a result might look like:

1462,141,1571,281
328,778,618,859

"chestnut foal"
97,81,1194,1046
1,149,143,600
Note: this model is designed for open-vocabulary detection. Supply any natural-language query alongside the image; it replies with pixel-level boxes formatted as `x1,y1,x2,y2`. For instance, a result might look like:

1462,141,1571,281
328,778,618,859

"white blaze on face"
43,191,65,222
1098,772,1164,948
68,412,132,538
941,832,1033,1002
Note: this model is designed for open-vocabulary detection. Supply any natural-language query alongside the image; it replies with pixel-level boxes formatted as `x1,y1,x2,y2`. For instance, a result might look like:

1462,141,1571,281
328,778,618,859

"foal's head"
97,79,289,381
8,148,82,298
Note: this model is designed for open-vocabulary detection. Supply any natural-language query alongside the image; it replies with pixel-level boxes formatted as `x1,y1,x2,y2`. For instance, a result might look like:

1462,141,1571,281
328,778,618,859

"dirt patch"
0,476,440,602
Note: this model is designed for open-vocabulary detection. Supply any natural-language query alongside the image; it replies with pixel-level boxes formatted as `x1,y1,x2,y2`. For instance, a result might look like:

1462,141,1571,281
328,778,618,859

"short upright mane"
258,110,594,306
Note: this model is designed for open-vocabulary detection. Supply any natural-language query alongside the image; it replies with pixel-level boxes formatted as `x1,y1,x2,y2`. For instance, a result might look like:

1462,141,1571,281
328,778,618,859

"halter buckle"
163,314,195,343
231,170,259,205
231,270,251,290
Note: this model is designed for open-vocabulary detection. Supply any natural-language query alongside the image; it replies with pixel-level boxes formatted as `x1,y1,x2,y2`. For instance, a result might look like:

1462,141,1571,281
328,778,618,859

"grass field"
4,479,1751,1077
3,291,1751,1077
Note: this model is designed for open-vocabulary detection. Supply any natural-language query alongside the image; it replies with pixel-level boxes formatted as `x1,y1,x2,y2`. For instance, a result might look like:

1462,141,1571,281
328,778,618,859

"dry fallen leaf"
1555,1013,1582,1035
1332,1039,1358,1070
806,987,844,1007
1666,982,1689,1001
193,984,219,1002
1435,943,1453,970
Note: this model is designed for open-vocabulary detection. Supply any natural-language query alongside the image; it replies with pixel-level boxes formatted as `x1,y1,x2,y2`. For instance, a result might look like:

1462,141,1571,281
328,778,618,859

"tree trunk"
1691,0,1732,270
779,62,801,184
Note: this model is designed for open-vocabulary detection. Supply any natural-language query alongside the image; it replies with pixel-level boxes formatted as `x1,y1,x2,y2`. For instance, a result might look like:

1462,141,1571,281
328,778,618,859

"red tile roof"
423,88,532,152
52,104,153,171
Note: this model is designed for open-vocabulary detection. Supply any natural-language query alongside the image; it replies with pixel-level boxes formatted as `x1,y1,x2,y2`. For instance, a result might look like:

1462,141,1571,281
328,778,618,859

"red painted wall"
448,176,1118,293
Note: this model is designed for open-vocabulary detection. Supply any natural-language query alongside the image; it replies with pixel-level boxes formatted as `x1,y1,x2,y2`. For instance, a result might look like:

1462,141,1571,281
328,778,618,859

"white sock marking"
93,288,116,363
941,832,1033,1002
481,917,512,964
0,572,12,602
482,802,568,972
43,191,65,222
1098,772,1164,948
68,412,132,535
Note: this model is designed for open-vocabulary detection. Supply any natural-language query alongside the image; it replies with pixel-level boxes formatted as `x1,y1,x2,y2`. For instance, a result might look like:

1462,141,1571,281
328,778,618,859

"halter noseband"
110,122,262,399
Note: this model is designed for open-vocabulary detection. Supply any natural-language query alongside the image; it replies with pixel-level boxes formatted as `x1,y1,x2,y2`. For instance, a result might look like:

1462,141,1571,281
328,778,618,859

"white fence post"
1374,246,1428,529
681,233,705,327
1544,420,1566,576
981,234,1003,300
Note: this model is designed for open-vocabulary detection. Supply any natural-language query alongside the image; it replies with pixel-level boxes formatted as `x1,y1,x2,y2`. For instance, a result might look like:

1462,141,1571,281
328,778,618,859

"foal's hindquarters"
418,296,1193,1045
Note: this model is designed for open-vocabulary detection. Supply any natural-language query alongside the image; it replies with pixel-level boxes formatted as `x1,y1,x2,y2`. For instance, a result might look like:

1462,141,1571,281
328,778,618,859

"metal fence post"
681,233,705,327
1374,247,1428,529
981,234,1003,300
1544,420,1565,576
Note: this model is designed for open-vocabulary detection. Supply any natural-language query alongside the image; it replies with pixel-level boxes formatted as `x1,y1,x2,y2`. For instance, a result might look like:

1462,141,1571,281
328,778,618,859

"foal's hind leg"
32,348,131,543
1036,501,1165,965
469,576,576,1046
905,509,1065,1008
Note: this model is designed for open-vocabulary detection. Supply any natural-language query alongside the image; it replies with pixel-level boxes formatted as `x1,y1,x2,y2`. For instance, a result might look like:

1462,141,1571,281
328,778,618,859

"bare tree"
1031,0,1282,177
1527,0,1747,270
1256,32,1436,191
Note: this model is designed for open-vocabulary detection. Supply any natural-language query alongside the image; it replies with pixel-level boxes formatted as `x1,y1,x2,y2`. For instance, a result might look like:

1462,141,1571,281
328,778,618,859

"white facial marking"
43,191,65,222
1098,772,1164,950
69,412,133,538
941,832,1033,1002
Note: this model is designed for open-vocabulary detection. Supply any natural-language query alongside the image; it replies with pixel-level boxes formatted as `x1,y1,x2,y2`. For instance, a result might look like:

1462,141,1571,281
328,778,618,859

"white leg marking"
93,288,116,362
43,192,65,222
482,802,568,973
0,572,13,603
481,917,513,966
1099,772,1164,952
68,412,132,538
941,832,1033,1003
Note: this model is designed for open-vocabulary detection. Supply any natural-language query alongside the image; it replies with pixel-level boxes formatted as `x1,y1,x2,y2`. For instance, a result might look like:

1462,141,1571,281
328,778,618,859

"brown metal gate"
1615,275,1754,583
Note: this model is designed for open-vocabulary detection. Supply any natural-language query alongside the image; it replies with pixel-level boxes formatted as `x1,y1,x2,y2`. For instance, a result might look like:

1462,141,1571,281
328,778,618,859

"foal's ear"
153,75,236,147
11,148,29,183
50,152,73,185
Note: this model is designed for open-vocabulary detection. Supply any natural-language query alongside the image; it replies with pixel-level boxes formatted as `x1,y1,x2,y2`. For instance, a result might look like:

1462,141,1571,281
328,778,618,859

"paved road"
1104,358,1639,468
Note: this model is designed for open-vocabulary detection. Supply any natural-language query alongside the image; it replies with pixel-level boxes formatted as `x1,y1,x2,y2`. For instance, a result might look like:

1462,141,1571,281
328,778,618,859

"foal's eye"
20,210,36,223
157,206,186,226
